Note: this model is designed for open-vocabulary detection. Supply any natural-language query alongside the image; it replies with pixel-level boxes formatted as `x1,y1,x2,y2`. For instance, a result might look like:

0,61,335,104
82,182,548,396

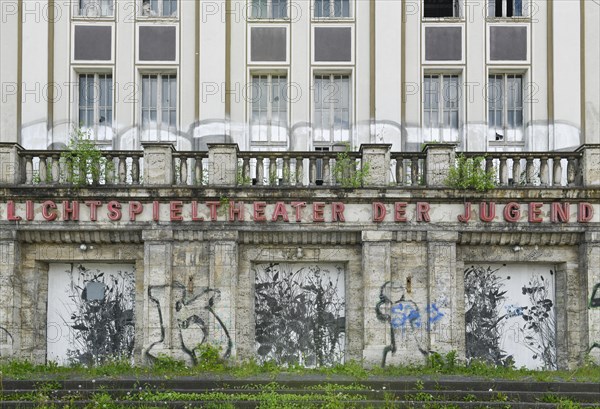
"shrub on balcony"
446,154,496,192
61,127,113,186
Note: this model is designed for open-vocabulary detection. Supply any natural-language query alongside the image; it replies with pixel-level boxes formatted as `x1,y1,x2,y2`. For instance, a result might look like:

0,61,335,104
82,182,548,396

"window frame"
139,72,179,136
248,0,289,20
313,0,352,20
74,0,115,18
422,73,461,133
74,70,115,146
486,0,529,19
139,0,179,19
487,72,526,143
248,72,290,147
312,72,353,146
422,0,463,19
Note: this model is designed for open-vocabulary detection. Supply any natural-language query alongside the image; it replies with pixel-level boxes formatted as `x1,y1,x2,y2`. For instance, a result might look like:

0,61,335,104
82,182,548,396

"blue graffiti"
390,302,445,330
505,304,526,318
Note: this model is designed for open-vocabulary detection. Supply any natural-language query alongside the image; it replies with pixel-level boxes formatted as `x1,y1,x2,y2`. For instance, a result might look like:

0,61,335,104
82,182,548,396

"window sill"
486,17,530,23
311,17,354,23
422,17,463,22
137,16,179,22
247,17,291,22
72,16,115,21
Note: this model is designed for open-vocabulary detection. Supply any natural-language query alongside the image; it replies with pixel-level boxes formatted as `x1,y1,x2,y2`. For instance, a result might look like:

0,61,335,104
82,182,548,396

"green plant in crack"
446,154,496,192
333,144,370,188
60,127,114,186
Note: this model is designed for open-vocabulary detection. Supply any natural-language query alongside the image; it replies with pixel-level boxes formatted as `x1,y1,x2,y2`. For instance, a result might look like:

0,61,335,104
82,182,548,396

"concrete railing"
1,142,599,188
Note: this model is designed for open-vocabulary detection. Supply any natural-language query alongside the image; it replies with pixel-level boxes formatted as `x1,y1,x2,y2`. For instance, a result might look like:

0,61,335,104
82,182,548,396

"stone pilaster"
577,145,600,187
359,144,391,187
0,143,23,184
207,144,238,186
424,143,456,187
142,229,174,361
427,231,460,356
581,231,600,364
142,142,175,185
0,229,20,358
361,231,393,367
206,231,238,358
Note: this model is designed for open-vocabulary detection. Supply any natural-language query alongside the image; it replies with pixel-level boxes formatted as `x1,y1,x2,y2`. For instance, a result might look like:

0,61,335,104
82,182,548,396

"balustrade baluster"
52,154,60,184
105,155,114,185
411,157,419,186
526,157,535,186
553,156,562,186
195,156,204,185
540,156,549,186
256,156,264,185
499,156,508,185
25,155,33,184
131,155,140,184
181,156,189,185
512,157,521,186
283,156,291,185
567,157,577,186
296,157,304,186
323,154,331,186
242,157,250,186
118,155,127,184
269,157,277,185
39,155,47,184
396,159,404,186
309,156,317,186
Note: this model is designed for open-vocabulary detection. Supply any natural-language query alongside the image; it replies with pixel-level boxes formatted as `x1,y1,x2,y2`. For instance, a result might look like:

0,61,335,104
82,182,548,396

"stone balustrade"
1,142,599,188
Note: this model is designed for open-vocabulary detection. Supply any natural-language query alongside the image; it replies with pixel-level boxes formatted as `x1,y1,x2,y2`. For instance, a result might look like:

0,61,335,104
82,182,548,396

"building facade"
0,0,600,370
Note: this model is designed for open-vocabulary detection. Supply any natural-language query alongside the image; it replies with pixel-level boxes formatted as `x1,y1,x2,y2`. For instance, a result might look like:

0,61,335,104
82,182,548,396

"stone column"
0,229,20,358
361,231,393,367
206,231,238,359
427,231,460,356
142,142,175,185
581,231,600,364
359,144,391,187
207,144,238,186
0,143,23,184
424,143,456,187
142,229,174,361
577,145,600,187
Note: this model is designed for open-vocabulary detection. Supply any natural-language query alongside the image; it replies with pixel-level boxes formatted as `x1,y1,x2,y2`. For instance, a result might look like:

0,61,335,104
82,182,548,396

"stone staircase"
1,377,599,408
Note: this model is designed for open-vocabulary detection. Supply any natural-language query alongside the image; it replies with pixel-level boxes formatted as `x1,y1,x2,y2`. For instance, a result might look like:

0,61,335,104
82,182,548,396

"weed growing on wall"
446,154,496,191
333,145,370,188
61,127,113,186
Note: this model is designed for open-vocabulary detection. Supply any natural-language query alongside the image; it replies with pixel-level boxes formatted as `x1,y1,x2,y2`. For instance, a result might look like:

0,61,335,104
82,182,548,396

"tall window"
315,0,350,18
142,0,178,17
488,74,523,141
314,74,351,143
250,74,288,145
78,0,113,17
488,0,524,17
251,0,287,19
423,74,460,140
424,0,461,18
141,74,177,130
78,73,113,141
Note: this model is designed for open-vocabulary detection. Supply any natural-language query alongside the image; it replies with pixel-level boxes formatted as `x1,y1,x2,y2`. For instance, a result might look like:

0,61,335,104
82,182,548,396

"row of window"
77,0,526,19
79,73,523,144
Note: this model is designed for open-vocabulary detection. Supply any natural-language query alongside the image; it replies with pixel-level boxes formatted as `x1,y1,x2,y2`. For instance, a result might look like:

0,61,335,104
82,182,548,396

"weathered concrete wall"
0,187,599,369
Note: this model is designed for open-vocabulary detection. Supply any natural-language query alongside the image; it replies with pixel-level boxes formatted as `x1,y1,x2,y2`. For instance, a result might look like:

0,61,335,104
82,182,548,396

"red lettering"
551,202,570,223
504,202,521,223
479,202,496,223
395,202,408,222
578,202,594,223
291,202,307,223
42,200,57,221
153,201,160,221
229,201,245,222
313,203,325,222
85,201,101,222
458,202,471,223
272,202,289,222
191,201,204,221
417,202,430,222
253,202,267,222
7,201,21,221
129,201,144,221
373,202,386,223
107,201,122,221
332,202,345,222
62,201,80,221
170,201,183,221
528,202,544,223
26,200,34,221
206,201,220,221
